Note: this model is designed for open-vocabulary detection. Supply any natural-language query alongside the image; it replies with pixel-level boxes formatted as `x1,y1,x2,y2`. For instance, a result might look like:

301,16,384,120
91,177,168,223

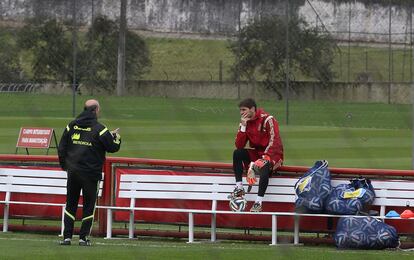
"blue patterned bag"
294,160,331,213
334,216,400,249
325,177,375,215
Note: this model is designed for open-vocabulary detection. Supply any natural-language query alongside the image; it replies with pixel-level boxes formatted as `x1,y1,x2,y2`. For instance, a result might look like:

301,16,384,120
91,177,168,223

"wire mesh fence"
0,0,412,170
0,0,412,97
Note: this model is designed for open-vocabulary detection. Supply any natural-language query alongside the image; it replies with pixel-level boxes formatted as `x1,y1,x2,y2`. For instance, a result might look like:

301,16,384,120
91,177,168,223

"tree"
17,16,151,92
17,18,72,83
0,31,22,82
81,16,151,91
229,16,336,88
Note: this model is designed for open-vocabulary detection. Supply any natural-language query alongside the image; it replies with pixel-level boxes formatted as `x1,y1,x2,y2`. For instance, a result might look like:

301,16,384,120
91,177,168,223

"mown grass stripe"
1,94,411,169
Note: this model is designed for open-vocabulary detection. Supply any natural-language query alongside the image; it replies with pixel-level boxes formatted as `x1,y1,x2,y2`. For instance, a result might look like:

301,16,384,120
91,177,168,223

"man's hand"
254,155,271,169
111,128,121,142
246,162,257,185
240,112,250,126
111,128,120,135
246,156,273,185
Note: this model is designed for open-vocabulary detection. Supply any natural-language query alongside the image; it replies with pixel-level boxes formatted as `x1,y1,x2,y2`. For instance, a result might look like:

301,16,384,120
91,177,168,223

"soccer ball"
229,197,247,212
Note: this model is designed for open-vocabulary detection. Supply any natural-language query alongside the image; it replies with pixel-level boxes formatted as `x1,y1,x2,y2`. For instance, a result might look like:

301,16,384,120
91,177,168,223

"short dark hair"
238,98,257,109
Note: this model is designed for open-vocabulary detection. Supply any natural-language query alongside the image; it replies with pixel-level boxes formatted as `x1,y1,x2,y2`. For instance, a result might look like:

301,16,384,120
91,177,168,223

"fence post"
285,0,290,125
219,60,223,84
411,2,414,170
116,0,127,96
388,0,392,104
71,0,78,117
347,3,351,83
236,0,242,100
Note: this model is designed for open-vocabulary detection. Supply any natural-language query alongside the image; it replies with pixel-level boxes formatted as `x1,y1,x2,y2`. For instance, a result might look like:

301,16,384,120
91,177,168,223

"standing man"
230,98,283,212
58,99,121,246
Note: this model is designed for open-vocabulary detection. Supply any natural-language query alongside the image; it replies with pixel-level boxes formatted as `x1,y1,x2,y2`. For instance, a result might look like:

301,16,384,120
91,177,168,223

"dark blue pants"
63,171,99,240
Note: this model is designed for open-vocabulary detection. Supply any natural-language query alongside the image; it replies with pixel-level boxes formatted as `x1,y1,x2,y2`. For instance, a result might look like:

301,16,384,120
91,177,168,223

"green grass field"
143,36,412,82
0,94,411,169
0,94,413,258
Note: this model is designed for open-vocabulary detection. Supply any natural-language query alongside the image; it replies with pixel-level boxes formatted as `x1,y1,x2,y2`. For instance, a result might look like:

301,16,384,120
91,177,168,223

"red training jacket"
235,108,284,166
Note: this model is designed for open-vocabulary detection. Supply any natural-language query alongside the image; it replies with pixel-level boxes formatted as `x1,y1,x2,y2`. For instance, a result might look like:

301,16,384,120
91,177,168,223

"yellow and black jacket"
58,108,121,180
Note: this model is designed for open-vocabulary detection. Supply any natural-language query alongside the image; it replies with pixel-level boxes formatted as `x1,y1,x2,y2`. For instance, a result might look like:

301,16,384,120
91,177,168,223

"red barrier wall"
1,154,414,235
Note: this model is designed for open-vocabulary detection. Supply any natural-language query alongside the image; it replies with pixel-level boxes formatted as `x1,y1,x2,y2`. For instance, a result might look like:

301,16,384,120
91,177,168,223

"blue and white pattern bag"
334,216,400,249
325,177,375,215
295,160,331,213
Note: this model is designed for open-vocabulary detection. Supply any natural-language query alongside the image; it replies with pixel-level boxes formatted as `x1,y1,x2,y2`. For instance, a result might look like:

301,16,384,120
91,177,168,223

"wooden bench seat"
0,167,103,234
105,173,414,245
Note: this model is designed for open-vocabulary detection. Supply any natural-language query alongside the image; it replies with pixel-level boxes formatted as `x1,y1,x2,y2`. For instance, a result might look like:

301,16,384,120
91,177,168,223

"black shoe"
59,238,71,246
250,202,263,212
228,187,245,199
79,239,92,246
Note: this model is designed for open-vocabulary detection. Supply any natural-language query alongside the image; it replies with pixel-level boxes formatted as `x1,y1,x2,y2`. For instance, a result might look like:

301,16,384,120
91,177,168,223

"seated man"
230,98,284,212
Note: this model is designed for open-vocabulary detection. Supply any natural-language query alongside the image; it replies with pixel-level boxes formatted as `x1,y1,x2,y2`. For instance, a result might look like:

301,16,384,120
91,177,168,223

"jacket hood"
254,108,268,119
75,109,97,127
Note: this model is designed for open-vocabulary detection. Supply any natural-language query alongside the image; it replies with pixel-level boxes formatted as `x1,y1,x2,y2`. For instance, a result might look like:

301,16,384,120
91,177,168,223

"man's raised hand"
240,112,250,126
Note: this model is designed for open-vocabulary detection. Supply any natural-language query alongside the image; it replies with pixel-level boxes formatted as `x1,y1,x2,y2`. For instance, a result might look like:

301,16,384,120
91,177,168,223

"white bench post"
106,209,113,238
270,214,277,246
3,191,10,232
211,213,216,242
188,212,194,243
211,196,218,242
129,199,135,239
379,188,387,218
3,204,9,232
380,205,386,218
60,206,65,236
294,215,299,245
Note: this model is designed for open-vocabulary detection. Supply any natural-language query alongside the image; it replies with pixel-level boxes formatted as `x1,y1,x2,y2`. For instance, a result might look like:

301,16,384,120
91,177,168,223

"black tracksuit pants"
63,171,99,240
233,148,271,197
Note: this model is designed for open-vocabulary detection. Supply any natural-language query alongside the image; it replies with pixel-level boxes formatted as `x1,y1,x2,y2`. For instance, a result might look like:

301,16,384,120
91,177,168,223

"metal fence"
0,0,412,97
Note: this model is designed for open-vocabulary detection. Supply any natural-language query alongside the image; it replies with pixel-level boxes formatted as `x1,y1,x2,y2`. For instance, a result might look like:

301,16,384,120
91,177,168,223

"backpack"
325,177,375,215
334,216,400,249
294,160,331,213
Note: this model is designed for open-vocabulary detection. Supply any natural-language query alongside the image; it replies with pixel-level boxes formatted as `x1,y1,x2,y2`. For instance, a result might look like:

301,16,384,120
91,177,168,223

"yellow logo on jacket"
74,125,91,131
71,133,81,140
71,132,92,146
